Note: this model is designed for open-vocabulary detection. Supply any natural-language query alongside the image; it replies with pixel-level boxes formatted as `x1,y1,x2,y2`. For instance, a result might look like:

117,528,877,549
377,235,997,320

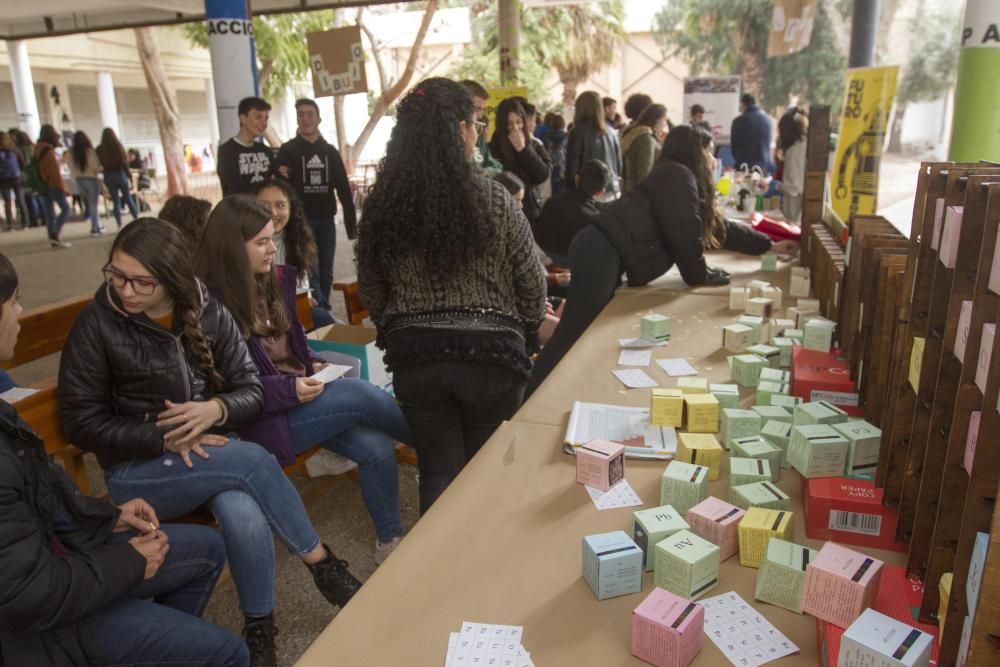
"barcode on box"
829,510,882,536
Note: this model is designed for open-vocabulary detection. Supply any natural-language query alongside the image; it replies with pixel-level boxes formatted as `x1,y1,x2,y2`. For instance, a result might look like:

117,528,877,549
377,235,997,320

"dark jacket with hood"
58,281,263,469
489,132,551,226
595,159,771,287
0,399,146,666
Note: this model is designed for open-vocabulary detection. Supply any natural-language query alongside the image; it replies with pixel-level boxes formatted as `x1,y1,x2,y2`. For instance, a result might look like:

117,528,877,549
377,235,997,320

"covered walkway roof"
2,0,404,40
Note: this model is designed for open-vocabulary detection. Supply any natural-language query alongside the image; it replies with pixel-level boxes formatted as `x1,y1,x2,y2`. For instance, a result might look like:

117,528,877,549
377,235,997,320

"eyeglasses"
102,265,159,296
468,119,487,135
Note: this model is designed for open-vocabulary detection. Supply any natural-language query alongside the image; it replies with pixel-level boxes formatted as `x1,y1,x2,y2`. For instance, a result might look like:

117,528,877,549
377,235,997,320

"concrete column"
949,0,1000,162
96,70,121,136
205,77,220,150
498,0,520,85
7,40,41,139
204,0,258,141
848,0,880,68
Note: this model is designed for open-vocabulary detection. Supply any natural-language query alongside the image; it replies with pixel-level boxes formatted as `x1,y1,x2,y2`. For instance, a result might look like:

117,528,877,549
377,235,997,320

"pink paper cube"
631,587,704,667
801,542,883,628
964,411,982,475
684,497,745,562
576,439,626,491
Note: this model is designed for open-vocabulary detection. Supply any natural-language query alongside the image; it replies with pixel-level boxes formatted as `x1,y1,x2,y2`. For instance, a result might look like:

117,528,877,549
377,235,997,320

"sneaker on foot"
50,239,71,248
242,614,278,667
374,536,402,565
305,449,358,477
307,543,362,608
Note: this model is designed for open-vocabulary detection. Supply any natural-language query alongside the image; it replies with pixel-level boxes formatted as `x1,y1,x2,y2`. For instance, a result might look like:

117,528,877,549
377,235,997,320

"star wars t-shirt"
217,137,275,196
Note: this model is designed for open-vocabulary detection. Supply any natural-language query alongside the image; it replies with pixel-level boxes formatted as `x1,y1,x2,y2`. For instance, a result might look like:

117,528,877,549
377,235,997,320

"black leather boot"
307,543,362,608
243,613,278,667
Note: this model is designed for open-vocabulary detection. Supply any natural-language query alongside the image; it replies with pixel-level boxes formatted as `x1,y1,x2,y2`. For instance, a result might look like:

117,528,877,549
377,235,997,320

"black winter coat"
0,399,146,666
59,282,263,469
489,134,551,226
566,120,623,193
596,159,771,287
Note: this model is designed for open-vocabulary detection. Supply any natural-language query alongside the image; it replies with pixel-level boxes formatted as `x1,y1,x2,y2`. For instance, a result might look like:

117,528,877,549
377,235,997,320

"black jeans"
308,216,336,310
393,360,527,514
0,179,27,229
526,224,623,397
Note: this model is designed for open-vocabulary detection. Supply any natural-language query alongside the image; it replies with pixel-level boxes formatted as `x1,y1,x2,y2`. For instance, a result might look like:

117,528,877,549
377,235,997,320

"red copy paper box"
791,346,862,417
817,566,940,666
802,477,906,552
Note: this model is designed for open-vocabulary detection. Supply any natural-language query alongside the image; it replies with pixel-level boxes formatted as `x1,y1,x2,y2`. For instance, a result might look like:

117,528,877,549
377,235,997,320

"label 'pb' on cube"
632,505,690,571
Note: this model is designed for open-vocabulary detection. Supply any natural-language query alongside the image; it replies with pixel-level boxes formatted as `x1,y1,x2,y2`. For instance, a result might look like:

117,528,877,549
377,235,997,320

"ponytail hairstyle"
110,218,224,391
694,127,727,249
253,178,317,276
196,195,289,340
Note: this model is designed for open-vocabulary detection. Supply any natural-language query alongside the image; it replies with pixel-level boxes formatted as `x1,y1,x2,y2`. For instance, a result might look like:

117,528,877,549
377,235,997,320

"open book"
564,401,677,460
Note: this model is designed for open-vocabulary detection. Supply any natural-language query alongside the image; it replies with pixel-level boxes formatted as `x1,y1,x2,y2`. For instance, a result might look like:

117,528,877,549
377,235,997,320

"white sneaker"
374,536,402,565
304,449,358,477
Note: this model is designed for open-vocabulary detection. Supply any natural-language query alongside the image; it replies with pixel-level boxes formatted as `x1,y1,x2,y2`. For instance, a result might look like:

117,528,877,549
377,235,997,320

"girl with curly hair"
356,77,547,513
58,218,362,665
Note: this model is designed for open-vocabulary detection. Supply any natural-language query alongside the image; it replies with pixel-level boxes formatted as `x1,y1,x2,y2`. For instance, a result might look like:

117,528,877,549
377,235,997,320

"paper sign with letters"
307,26,367,97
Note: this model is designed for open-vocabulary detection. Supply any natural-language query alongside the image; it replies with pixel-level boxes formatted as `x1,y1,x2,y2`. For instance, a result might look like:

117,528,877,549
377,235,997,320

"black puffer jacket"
59,282,263,469
0,399,146,666
596,159,771,287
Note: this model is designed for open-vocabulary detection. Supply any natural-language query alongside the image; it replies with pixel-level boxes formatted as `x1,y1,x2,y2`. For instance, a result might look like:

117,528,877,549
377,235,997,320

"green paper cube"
632,505,690,571
792,401,849,426
660,461,709,514
730,457,773,487
754,538,817,613
803,317,836,352
710,383,741,410
832,420,882,478
641,313,672,342
747,344,780,369
761,253,778,271
772,338,795,367
757,381,791,406
759,368,791,384
770,394,803,410
653,529,721,601
737,315,766,345
788,424,849,478
729,354,767,388
760,421,794,469
730,436,782,481
720,408,761,448
730,481,791,511
752,405,793,427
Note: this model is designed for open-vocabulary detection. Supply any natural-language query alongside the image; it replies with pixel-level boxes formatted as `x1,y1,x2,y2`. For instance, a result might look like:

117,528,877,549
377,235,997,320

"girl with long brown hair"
566,90,623,195
96,127,139,227
58,218,362,665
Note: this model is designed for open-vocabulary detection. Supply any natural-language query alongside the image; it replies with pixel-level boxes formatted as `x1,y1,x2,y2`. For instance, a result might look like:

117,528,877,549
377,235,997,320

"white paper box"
939,206,964,269
975,323,995,393
837,608,932,667
955,301,973,361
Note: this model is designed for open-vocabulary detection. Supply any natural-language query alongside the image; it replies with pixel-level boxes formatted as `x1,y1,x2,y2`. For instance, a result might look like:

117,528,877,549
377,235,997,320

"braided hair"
110,218,224,391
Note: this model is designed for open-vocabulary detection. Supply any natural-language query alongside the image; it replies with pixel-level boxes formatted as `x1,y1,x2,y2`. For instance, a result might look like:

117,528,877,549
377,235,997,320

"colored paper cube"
754,538,816,614
683,394,719,434
760,421,794,468
793,400,849,426
729,354,767,388
770,318,796,342
761,253,778,271
752,405,792,427
685,497,745,561
676,377,709,394
761,285,783,309
746,297,773,319
804,317,837,353
770,394,803,410
783,328,804,343
676,433,723,480
833,420,882,478
631,588,705,667
772,338,795,367
731,481,791,512
650,388,685,428
722,323,754,353
747,279,770,297
801,542,883,628
737,507,794,568
789,425,849,478
757,381,791,406
737,315,767,345
642,314,672,343
747,344,781,368
709,383,740,410
790,274,811,298
582,531,643,600
730,436,782,481
729,287,750,311
660,462,709,514
576,439,626,491
632,505,690,571
653,529,720,600
720,408,761,448
730,457,773,488
839,608,933,667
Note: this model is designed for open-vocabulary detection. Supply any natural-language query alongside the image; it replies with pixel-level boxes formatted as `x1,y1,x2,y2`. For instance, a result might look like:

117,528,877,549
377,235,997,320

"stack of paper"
444,622,534,667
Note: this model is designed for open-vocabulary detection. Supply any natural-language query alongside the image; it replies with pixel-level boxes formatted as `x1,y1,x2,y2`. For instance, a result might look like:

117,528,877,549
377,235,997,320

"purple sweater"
238,266,325,466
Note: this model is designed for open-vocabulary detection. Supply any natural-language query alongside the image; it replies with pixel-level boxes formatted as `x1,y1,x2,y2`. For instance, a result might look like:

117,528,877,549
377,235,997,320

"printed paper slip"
618,349,652,366
444,622,533,667
311,364,353,384
619,337,667,349
657,358,699,377
564,401,677,459
700,591,799,666
612,368,658,388
0,387,39,403
586,479,643,510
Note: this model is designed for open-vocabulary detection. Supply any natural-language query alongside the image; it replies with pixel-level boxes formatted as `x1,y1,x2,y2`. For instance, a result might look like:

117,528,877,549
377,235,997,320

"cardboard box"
791,347,861,416
770,394,803,410
801,542,883,628
838,609,933,667
746,297,773,319
963,411,982,475
760,254,778,272
651,388,685,428
757,381,791,406
581,531,643,600
754,538,817,613
792,266,810,278
975,323,995,393
722,323,754,353
653,529,721,600
720,408,761,448
308,324,390,388
804,317,837,353
676,433,723,480
773,338,795,367
790,274,811,298
967,531,989,620
730,437,782,481
737,315,766,345
729,457,773,487
683,394,719,434
661,462,710,514
803,477,905,552
632,505,691,571
729,287,750,311
954,300,973,361
832,421,881,478
576,439,626,491
793,400,850,426
761,421,794,468
738,507,794,568
761,285,783,309
731,481,791,512
789,425,849,478
676,377,709,394
939,205,963,269
642,314,672,343
631,588,705,667
747,344,780,368
729,354,767,388
685,496,744,561
709,383,740,410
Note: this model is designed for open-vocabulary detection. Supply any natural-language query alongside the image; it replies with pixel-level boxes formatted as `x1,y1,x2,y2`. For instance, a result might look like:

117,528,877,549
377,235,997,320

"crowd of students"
0,76,806,667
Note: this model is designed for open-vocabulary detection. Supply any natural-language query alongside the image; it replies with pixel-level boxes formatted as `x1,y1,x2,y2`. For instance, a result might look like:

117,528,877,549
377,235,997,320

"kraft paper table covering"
295,421,905,666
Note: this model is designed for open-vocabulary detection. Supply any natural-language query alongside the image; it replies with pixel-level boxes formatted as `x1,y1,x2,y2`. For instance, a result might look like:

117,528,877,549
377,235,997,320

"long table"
297,253,905,666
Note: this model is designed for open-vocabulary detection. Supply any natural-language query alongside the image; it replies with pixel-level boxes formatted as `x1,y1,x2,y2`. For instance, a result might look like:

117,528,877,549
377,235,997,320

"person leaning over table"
0,251,249,667
527,125,796,395
356,77,547,514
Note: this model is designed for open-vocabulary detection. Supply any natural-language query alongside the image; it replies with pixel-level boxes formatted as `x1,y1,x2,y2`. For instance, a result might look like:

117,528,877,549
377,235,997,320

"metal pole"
498,0,520,85
204,0,258,141
7,41,41,139
96,71,122,137
949,0,1000,162
848,0,880,68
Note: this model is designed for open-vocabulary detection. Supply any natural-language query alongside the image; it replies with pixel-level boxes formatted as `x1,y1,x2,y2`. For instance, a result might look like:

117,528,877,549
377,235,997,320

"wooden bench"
332,278,369,325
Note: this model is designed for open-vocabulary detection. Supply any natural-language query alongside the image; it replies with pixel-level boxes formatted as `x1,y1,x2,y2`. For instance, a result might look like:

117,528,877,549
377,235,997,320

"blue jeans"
104,169,138,226
105,438,322,617
308,217,336,309
88,523,249,666
44,187,70,239
289,378,411,542
76,176,102,232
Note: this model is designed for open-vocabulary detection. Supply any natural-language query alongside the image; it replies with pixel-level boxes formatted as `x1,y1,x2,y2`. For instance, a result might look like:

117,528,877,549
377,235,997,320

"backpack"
0,150,20,181
23,147,50,195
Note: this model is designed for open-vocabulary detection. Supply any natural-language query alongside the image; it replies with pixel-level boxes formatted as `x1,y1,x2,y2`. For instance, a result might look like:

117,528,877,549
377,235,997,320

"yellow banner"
485,86,529,142
831,66,899,223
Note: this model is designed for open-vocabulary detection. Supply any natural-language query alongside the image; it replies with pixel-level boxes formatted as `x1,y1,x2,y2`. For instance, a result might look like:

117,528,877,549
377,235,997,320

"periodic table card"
585,479,644,511
700,591,799,666
445,622,534,667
